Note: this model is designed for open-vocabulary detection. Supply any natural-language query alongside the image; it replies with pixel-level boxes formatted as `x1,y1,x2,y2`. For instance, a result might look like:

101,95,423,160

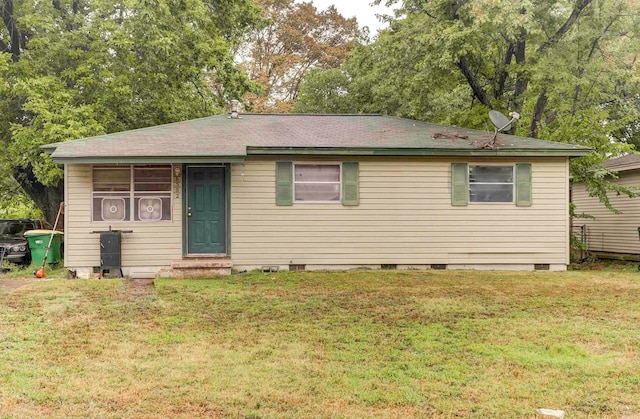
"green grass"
0,261,68,279
1,270,640,418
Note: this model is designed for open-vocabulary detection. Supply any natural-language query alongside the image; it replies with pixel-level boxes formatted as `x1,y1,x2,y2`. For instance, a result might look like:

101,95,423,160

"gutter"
48,156,246,164
246,146,592,158
41,145,592,164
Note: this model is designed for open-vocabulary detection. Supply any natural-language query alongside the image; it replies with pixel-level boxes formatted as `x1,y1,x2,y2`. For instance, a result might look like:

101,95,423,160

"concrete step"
171,257,232,277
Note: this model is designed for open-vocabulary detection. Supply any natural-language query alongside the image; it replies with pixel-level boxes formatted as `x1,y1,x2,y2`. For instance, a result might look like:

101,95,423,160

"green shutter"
275,161,293,206
516,163,532,207
342,162,359,206
451,163,468,206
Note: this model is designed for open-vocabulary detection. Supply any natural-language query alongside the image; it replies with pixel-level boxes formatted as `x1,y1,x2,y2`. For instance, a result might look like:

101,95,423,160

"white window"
92,165,172,222
294,164,341,202
468,165,514,203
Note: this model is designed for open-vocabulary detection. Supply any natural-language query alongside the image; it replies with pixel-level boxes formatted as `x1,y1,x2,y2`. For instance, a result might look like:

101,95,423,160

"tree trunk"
538,0,593,54
495,42,514,99
507,7,528,113
528,88,548,138
13,165,64,228
1,0,21,61
457,56,492,108
511,37,527,112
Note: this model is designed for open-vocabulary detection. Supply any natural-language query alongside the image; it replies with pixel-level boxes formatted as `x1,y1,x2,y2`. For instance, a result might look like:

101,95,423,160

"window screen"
294,164,341,202
468,165,514,203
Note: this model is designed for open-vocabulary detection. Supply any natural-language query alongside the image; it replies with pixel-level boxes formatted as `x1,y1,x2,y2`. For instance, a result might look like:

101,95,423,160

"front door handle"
188,206,192,217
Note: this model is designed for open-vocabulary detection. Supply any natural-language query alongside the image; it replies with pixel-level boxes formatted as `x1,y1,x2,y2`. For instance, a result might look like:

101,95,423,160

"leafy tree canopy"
295,0,640,209
239,0,359,113
0,0,262,223
0,177,42,219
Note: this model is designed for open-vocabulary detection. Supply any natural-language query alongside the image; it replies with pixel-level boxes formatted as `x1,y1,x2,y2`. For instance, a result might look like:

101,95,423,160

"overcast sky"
306,0,395,32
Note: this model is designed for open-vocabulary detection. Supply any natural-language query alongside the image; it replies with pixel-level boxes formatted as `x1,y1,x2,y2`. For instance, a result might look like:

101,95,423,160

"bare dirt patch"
121,278,155,299
0,278,37,292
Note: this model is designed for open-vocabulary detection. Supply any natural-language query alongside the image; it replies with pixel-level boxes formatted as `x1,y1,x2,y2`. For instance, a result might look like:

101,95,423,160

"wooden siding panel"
65,164,183,268
230,157,570,267
573,171,640,254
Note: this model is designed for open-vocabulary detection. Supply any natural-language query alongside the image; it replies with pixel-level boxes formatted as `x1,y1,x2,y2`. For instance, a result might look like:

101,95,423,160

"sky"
306,0,395,32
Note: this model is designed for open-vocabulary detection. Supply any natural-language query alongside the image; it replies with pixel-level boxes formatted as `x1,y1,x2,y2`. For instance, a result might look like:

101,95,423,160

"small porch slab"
171,257,232,278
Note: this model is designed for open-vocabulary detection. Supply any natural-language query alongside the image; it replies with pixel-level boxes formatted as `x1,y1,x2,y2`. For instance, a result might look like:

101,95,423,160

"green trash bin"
24,230,64,265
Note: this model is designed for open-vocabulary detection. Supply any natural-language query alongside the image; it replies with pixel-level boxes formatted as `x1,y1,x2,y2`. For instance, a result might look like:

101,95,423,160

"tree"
0,0,262,224
239,0,359,113
295,0,640,208
0,177,42,219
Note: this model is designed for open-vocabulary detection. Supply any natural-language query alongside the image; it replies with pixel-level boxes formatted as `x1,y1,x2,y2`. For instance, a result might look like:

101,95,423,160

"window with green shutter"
276,161,359,206
451,163,532,206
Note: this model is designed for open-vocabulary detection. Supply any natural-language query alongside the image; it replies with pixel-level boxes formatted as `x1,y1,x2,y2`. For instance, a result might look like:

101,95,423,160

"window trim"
468,163,515,204
293,163,342,204
91,164,173,222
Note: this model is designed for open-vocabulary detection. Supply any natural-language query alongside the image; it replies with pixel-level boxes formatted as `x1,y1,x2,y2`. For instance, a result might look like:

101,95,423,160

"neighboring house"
44,114,589,278
572,155,640,258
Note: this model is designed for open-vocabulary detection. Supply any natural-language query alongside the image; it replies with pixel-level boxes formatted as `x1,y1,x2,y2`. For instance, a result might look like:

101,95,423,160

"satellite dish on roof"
489,110,514,132
486,110,521,148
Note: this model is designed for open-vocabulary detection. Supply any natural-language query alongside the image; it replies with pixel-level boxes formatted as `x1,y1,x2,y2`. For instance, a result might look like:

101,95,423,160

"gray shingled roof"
601,154,640,172
45,114,590,163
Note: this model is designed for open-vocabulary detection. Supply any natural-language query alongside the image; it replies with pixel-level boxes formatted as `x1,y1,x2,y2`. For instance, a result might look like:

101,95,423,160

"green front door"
186,166,226,254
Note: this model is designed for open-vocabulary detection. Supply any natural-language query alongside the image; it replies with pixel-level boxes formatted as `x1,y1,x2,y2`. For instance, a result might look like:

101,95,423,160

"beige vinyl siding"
572,171,640,254
64,164,182,268
230,156,570,267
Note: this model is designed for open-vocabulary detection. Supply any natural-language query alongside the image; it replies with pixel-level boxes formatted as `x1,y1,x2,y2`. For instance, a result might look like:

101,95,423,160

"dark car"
0,219,43,265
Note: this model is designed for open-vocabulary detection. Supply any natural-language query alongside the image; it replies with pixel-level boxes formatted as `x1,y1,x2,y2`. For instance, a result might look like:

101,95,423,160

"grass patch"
0,261,68,279
1,270,640,417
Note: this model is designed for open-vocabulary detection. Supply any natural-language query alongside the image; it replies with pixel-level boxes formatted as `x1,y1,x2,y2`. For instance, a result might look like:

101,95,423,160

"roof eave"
50,156,246,164
246,147,592,158
41,143,60,155
603,164,640,173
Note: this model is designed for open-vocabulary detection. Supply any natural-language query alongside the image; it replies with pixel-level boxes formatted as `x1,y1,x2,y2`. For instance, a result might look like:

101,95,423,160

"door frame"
182,164,231,257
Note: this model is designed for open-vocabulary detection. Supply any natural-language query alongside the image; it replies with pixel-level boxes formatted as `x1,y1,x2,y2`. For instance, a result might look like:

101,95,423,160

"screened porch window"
468,165,514,203
92,165,172,222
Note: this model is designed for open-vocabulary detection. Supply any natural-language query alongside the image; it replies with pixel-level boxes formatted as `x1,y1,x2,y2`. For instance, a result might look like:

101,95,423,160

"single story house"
44,113,590,278
572,154,640,259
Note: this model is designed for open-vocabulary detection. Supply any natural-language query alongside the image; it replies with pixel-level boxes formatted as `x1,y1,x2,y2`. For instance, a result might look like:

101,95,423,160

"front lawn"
1,270,639,418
